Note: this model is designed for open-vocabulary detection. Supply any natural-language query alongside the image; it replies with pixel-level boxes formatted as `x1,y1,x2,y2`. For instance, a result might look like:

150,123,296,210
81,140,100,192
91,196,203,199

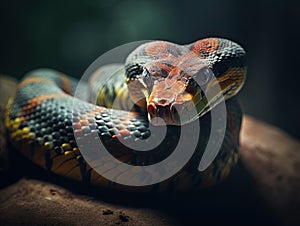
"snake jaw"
146,81,199,126
147,102,178,125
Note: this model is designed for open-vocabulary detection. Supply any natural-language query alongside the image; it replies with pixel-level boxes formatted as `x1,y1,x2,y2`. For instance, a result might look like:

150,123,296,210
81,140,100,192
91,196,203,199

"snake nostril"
158,99,167,105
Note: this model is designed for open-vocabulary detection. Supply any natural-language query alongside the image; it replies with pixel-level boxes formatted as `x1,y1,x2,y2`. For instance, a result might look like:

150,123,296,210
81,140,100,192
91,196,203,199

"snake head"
126,57,221,126
139,60,211,126
125,39,246,126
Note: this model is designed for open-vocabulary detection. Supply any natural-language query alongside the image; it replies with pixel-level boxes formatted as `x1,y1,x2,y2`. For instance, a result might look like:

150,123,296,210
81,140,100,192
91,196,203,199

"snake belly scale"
5,38,246,192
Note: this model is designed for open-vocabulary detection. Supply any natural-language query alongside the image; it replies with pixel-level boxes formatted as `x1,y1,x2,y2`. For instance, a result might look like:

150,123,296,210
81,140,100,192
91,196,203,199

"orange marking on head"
145,41,169,58
169,67,183,77
145,41,180,59
192,38,219,55
157,62,173,73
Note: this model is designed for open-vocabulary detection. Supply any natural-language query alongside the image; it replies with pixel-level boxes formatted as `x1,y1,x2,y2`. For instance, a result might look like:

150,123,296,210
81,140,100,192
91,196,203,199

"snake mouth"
147,102,183,125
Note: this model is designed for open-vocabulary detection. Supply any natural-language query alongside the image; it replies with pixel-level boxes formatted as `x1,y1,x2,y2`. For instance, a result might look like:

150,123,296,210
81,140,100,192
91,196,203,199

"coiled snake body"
5,38,246,192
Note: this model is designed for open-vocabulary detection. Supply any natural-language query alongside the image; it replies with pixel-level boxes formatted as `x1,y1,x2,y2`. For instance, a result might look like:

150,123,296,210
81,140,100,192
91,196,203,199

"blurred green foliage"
1,0,250,77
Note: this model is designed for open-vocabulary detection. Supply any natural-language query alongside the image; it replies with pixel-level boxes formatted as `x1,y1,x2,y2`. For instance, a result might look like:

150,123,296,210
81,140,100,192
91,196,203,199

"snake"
5,38,246,192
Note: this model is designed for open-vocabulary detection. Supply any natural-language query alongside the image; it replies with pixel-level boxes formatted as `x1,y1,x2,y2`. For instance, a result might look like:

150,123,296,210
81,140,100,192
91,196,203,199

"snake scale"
5,38,246,192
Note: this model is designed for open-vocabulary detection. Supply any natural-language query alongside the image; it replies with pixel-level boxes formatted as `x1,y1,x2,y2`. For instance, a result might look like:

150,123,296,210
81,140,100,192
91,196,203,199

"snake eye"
141,68,153,88
185,79,198,96
194,67,213,86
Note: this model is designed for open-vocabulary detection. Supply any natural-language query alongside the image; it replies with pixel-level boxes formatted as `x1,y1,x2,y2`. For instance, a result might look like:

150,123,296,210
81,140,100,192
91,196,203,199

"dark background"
1,0,300,138
0,1,299,225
